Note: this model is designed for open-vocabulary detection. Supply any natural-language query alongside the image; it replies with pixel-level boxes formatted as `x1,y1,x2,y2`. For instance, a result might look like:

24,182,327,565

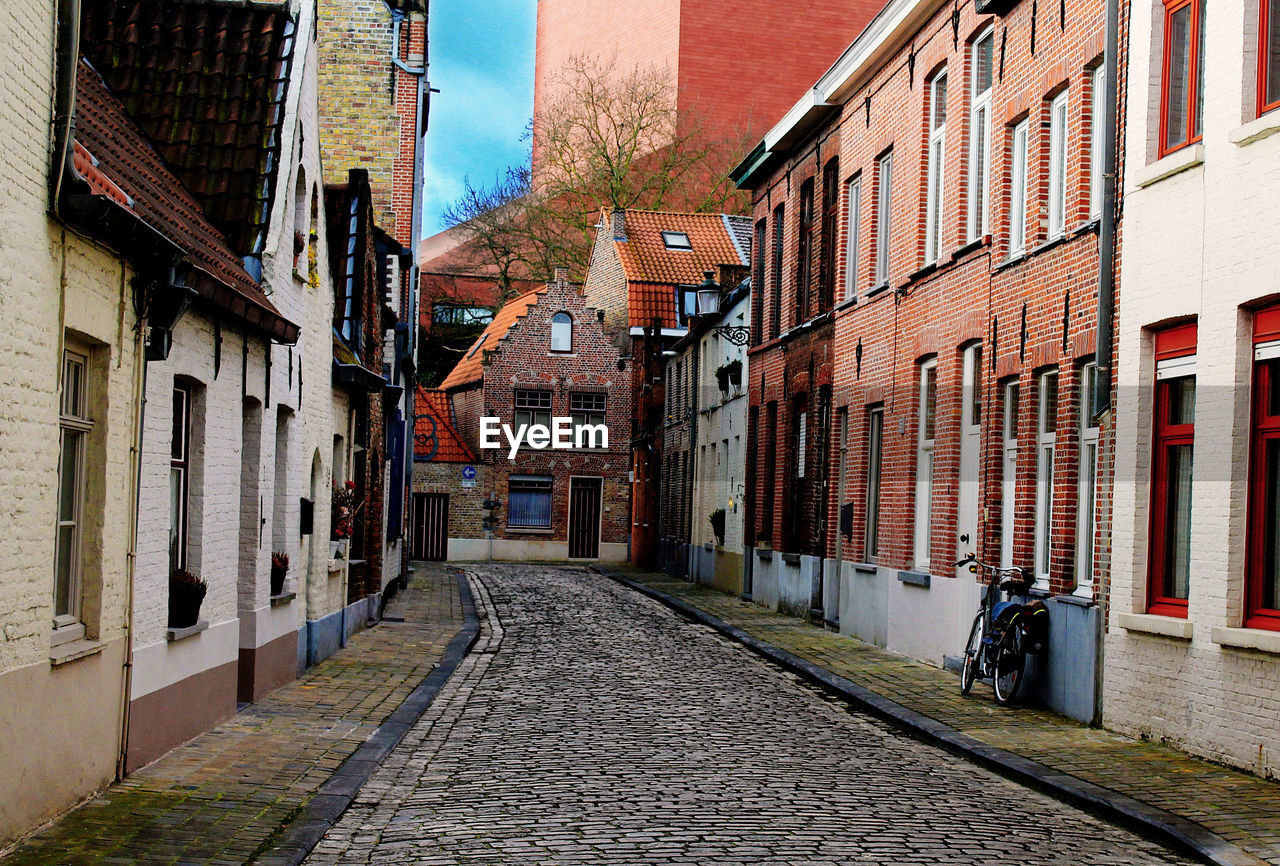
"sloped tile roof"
414,387,475,463
72,60,296,342
79,0,295,259
439,288,545,391
612,210,751,329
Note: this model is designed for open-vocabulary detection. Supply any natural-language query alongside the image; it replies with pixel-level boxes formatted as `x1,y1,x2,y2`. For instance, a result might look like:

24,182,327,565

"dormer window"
661,231,692,250
551,312,573,352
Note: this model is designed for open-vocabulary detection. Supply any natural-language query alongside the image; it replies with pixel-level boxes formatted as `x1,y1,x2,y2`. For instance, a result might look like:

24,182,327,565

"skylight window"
661,231,692,250
466,333,488,359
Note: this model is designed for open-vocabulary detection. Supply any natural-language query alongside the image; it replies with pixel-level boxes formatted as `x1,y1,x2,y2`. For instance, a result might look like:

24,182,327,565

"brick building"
734,0,1113,722
532,0,886,169
441,272,631,561
410,387,478,560
1103,0,1280,775
318,0,425,594
583,209,751,566
659,278,752,595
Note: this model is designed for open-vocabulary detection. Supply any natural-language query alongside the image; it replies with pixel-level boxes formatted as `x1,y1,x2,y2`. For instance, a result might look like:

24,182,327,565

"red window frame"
1148,323,1196,617
1158,0,1205,157
1246,307,1280,629
1260,0,1280,115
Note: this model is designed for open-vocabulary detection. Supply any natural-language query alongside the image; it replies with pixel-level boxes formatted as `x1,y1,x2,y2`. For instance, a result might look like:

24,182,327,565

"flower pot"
270,568,286,596
330,539,347,559
168,581,206,629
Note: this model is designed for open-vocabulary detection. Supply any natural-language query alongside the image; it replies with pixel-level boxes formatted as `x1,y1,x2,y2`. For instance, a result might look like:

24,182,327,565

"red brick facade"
743,0,1110,600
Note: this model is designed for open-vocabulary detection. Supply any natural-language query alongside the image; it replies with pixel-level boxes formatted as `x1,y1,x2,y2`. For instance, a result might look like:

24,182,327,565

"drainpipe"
1089,0,1121,728
688,334,699,581
50,0,80,221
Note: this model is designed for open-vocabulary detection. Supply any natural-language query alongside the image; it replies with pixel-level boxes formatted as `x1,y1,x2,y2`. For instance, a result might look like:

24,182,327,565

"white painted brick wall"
1106,0,1280,776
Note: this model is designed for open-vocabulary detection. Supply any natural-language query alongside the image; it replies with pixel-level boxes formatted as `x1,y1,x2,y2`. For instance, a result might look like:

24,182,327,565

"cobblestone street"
309,565,1190,865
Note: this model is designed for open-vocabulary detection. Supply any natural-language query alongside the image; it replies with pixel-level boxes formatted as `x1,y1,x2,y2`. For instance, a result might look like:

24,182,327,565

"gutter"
1094,0,1119,421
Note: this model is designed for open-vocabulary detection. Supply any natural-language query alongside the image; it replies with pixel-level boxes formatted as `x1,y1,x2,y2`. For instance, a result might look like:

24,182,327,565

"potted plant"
270,551,289,596
168,569,207,629
709,508,726,547
331,479,359,556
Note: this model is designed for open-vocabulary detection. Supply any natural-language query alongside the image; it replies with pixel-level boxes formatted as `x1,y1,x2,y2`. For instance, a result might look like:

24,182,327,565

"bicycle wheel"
992,626,1026,705
960,614,982,695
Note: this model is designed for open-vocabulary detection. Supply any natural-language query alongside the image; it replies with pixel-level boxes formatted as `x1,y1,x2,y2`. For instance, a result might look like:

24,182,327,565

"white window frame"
1047,90,1069,239
844,176,862,300
170,384,191,575
1089,62,1106,220
968,29,995,240
926,71,948,264
1001,380,1020,569
797,410,808,478
914,359,938,569
550,312,573,353
54,346,92,645
1034,369,1059,588
1076,362,1100,594
866,406,884,561
875,151,893,287
1010,119,1030,254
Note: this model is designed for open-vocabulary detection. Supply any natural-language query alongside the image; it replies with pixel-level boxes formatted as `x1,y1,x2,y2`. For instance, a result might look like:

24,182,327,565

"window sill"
1117,611,1193,640
270,591,296,608
865,283,891,299
853,562,877,576
1211,625,1280,654
834,296,857,313
327,559,346,571
1055,592,1095,607
781,553,802,566
897,569,931,587
50,638,104,667
1133,144,1204,189
907,261,939,283
950,236,988,261
506,527,554,535
166,620,209,643
1228,112,1280,147
755,548,773,561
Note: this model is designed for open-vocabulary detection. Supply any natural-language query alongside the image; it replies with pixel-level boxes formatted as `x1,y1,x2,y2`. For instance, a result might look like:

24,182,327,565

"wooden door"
568,478,602,560
412,493,448,561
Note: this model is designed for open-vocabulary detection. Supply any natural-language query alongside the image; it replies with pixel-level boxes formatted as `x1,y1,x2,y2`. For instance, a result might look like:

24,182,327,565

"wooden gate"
411,493,448,561
568,478,602,560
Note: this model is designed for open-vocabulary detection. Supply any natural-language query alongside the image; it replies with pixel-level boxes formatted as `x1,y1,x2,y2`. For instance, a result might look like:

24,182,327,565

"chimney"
611,209,626,241
553,265,569,284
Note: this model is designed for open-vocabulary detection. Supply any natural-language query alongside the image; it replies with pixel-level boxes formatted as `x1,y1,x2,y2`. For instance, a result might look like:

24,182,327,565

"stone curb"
595,566,1268,866
252,569,481,866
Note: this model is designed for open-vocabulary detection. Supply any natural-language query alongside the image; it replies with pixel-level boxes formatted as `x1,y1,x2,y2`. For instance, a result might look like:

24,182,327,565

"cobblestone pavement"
310,565,1191,865
2,564,463,866
615,568,1280,865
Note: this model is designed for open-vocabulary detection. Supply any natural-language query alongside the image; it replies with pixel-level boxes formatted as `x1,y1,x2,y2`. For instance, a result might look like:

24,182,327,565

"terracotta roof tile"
79,0,294,259
611,210,751,329
72,60,295,342
414,387,475,462
439,288,545,390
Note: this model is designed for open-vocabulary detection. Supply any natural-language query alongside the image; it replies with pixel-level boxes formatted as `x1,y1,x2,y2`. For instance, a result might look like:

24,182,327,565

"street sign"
461,465,476,488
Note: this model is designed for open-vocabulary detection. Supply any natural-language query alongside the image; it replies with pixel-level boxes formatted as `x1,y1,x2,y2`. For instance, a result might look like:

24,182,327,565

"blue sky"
422,1,536,237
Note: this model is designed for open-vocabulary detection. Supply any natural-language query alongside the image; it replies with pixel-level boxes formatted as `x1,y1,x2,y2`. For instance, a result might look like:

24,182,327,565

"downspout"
688,336,699,580
1091,0,1121,728
50,0,80,223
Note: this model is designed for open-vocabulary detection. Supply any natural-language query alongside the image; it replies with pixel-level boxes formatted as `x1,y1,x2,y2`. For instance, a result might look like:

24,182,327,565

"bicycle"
955,554,1048,705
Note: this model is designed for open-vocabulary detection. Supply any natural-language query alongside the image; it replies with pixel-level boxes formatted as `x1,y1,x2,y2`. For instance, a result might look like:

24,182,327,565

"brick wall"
746,0,1108,600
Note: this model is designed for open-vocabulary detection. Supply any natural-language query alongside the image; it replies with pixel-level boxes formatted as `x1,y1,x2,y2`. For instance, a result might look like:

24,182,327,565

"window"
796,178,815,325
465,332,488,359
914,359,938,568
569,391,606,435
796,409,808,478
1262,0,1280,115
432,305,493,326
1089,63,1106,220
969,31,994,240
170,384,191,573
336,194,360,346
771,204,785,338
926,70,948,263
874,151,893,287
1160,0,1206,155
1149,323,1196,616
1001,380,1020,568
1009,119,1030,254
1246,311,1280,628
844,176,862,301
54,346,93,644
1047,91,1069,239
514,389,552,430
763,402,778,540
661,231,691,250
1034,369,1058,588
865,406,884,560
508,475,553,528
1076,363,1100,591
819,158,840,310
550,312,573,353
